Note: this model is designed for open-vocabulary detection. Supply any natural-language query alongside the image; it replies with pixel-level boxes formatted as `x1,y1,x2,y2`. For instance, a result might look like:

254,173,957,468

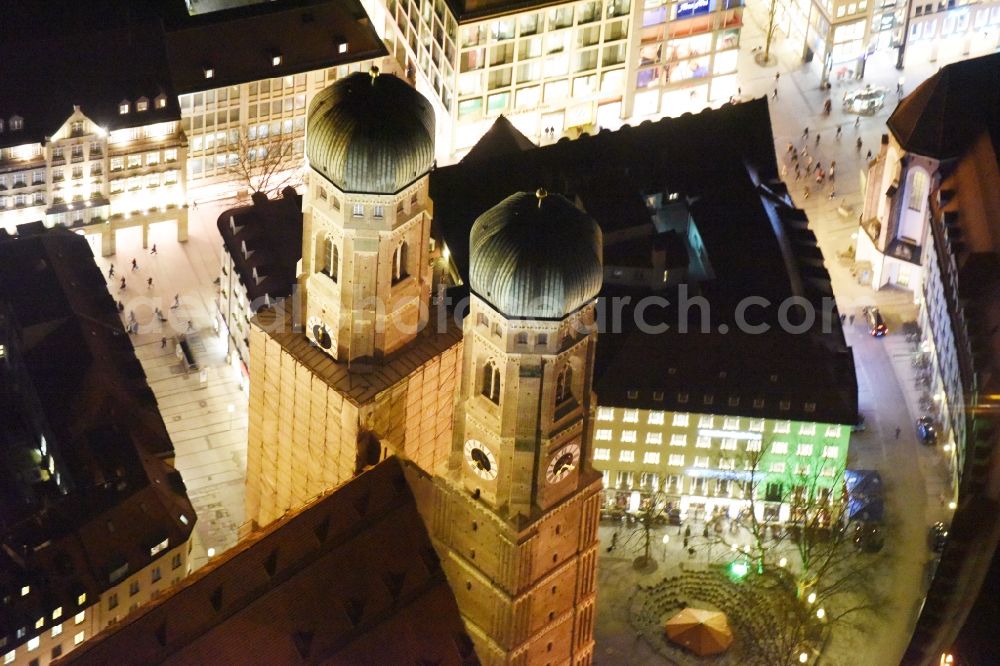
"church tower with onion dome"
301,66,435,366
408,188,605,665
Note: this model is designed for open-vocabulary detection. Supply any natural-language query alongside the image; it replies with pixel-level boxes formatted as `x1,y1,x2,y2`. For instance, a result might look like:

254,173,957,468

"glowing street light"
779,557,788,567
816,608,826,619
799,652,809,663
807,592,817,604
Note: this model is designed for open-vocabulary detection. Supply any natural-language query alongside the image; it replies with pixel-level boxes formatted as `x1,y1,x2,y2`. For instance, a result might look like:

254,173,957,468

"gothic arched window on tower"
319,237,338,282
556,364,574,406
392,241,409,284
481,360,501,405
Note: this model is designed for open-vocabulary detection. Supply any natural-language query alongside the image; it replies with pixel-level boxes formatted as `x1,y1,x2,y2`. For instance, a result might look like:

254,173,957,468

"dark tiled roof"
65,458,476,666
460,114,536,163
0,0,386,149
888,52,1000,161
164,0,387,94
0,228,195,651
431,100,857,424
217,188,304,306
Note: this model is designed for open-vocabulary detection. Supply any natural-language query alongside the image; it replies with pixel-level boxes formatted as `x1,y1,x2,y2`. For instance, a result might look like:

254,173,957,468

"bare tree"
758,0,780,67
227,127,302,197
617,490,667,571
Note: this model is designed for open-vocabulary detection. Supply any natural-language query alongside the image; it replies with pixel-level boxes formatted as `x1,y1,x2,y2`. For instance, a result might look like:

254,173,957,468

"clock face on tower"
546,442,581,484
307,316,332,350
464,439,498,480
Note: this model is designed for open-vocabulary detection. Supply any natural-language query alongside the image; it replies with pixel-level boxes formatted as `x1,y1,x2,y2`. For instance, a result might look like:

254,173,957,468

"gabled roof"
461,115,536,164
888,52,1000,160
65,458,477,665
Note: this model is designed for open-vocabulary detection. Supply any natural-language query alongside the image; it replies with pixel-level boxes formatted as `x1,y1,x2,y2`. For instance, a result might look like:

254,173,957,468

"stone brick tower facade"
301,66,434,367
408,190,604,665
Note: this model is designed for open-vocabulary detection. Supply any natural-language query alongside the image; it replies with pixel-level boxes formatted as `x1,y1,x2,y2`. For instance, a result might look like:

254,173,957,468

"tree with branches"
757,0,780,67
615,490,668,572
226,127,302,197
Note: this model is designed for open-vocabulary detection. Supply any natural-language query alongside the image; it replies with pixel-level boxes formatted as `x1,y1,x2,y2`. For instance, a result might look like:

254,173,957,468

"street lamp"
799,651,809,663
779,557,788,567
807,592,817,604
817,608,826,620
662,534,670,561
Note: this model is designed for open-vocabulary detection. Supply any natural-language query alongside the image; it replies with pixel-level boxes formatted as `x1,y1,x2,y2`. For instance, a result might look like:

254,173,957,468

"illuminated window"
21,586,29,597
27,637,39,651
352,203,364,217
204,66,215,79
597,407,614,421
75,612,85,625
695,436,712,448
77,592,86,605
645,432,662,445
797,444,814,457
799,423,817,436
555,365,574,405
825,425,842,438
136,99,148,112
272,54,283,66
772,441,788,455
51,607,61,621
107,593,118,610
621,430,637,443
667,454,685,466
119,102,129,114
643,452,660,465
2,652,11,665
34,617,43,629
769,462,786,473
823,446,839,459
74,632,85,646
179,514,189,525
722,417,740,430
693,456,710,468
669,412,686,426
391,241,408,281
907,170,928,211
127,154,141,168
718,458,735,470
749,419,765,432
773,420,791,434
698,415,715,428
720,438,738,451
622,409,639,423
670,434,687,447
51,624,62,638
156,95,167,109
594,448,610,461
595,429,612,441
619,450,635,462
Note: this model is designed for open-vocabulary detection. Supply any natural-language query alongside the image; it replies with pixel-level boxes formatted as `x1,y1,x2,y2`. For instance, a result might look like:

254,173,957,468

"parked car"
928,522,948,554
843,85,888,115
917,416,938,446
864,306,888,337
854,522,884,553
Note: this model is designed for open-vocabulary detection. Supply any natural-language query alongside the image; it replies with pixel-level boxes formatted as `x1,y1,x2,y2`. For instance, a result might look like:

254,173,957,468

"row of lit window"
118,95,169,115
457,0,632,49
51,141,103,160
109,150,178,171
109,172,179,193
595,441,841,459
597,408,839,436
598,451,840,476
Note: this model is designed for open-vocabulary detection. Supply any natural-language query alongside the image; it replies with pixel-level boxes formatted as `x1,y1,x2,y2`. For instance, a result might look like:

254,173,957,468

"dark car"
864,307,888,337
854,523,884,553
928,522,948,554
917,416,937,446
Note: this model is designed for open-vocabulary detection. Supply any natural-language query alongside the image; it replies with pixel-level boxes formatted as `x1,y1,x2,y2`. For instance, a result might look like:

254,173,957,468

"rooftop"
64,457,476,665
0,227,194,651
217,188,304,306
431,99,857,424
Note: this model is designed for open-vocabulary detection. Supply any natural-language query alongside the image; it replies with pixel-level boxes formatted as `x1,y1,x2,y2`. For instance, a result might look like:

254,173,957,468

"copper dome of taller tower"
306,68,435,194
470,190,603,320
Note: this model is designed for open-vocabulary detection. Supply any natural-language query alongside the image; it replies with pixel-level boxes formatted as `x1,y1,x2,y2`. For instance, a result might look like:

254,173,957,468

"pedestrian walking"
781,163,788,178
683,537,689,549
108,264,115,279
171,294,180,309
841,313,847,324
895,426,901,439
856,137,863,152
775,72,780,83
829,166,836,181
161,336,167,349
119,277,126,290
128,310,136,323
802,127,809,139
854,116,861,128
795,165,801,180
772,87,778,100
787,142,794,154
866,149,873,161
849,314,855,325
836,125,842,139
187,320,194,332
147,277,154,289
117,300,125,313
803,185,810,199
828,189,836,200
815,133,821,146
702,525,709,539
150,244,157,255
131,258,138,271
806,155,814,170
684,524,691,538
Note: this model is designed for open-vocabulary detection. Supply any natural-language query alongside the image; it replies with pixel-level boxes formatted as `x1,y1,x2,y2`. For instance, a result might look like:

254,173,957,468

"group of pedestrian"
103,243,173,337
